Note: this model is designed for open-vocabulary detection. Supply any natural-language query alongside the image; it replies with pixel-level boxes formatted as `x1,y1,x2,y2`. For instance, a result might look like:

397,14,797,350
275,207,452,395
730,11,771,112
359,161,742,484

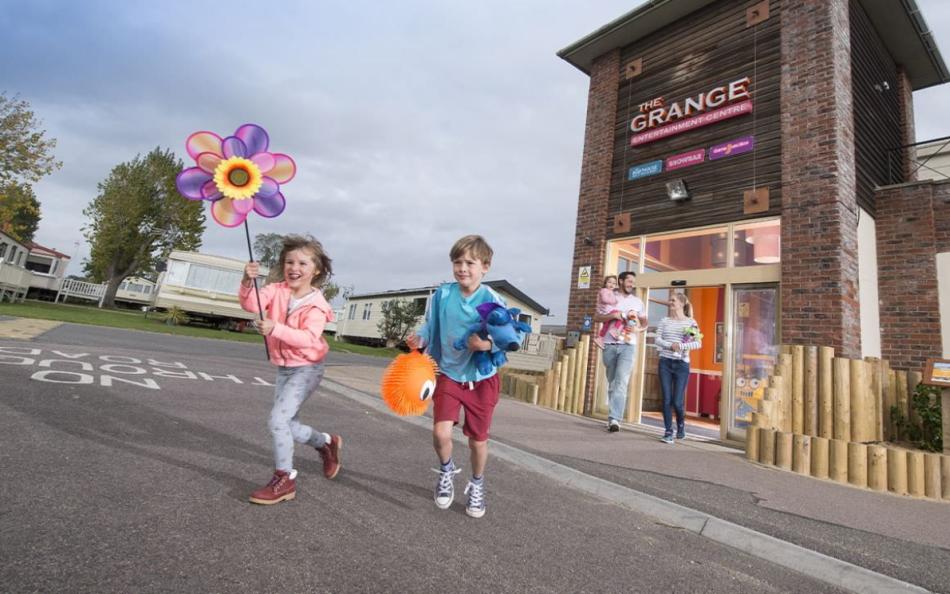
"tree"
377,299,422,348
0,181,41,242
0,93,62,184
82,147,205,307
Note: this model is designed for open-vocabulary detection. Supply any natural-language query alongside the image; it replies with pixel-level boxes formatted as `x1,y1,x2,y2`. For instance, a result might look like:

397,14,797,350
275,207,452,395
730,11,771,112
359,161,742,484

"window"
644,226,728,272
362,303,372,320
164,261,243,294
734,220,781,266
0,243,6,260
348,304,356,320
413,297,427,315
25,257,53,274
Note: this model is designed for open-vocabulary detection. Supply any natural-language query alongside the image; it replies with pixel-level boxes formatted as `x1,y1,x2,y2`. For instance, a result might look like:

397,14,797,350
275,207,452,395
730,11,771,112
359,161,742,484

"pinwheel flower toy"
175,123,295,227
682,325,704,344
175,124,296,358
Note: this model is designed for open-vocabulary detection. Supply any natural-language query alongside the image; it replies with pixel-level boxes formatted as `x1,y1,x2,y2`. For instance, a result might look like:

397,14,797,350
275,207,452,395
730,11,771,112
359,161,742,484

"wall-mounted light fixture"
666,179,690,201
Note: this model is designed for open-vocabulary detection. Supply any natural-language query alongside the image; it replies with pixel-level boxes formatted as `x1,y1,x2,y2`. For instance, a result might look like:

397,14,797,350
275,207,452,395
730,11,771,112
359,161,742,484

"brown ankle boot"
318,435,343,479
249,470,296,505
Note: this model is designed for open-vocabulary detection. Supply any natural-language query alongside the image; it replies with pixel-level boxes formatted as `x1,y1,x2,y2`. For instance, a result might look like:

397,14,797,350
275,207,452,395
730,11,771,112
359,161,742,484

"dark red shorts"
432,373,500,442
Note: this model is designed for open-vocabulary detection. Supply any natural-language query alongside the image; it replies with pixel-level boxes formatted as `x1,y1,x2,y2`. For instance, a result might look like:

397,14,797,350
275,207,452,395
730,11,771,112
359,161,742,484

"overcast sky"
4,0,950,324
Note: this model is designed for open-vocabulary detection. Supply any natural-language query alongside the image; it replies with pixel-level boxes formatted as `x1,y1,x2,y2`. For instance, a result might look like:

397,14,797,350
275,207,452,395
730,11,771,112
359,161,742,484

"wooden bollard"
804,346,818,436
557,355,569,411
865,357,883,441
779,353,793,432
885,368,897,441
576,336,590,415
895,370,909,439
758,428,776,465
792,434,811,475
775,431,793,470
810,437,829,479
565,348,577,413
867,445,888,491
746,424,760,461
833,358,851,442
942,455,950,500
908,452,926,497
924,453,942,499
847,442,868,488
552,361,563,410
829,438,848,483
529,383,539,406
887,448,908,495
791,345,805,434
767,382,784,433
818,346,835,438
850,359,871,443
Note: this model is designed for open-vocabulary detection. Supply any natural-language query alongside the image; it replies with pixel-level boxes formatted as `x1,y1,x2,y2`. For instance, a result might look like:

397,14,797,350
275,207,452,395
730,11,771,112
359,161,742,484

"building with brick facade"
558,0,950,442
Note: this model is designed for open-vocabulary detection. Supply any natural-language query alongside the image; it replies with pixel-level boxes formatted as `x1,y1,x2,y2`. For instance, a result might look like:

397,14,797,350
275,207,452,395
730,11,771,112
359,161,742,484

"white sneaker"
464,479,486,518
433,466,461,510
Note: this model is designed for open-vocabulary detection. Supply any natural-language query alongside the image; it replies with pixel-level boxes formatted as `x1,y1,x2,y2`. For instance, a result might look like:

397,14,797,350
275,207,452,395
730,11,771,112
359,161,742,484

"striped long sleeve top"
654,317,702,363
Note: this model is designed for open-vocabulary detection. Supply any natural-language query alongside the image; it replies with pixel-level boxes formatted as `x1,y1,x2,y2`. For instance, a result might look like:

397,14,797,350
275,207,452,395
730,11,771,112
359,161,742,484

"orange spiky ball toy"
380,351,439,416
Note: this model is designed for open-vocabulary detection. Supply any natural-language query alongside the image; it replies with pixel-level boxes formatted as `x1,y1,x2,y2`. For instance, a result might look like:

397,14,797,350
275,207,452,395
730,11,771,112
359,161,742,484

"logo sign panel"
628,160,663,181
710,136,755,160
665,148,705,171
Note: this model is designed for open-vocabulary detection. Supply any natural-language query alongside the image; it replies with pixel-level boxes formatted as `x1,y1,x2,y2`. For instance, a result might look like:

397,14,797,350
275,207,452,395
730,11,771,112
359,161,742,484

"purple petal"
201,180,222,201
222,136,247,158
255,177,280,198
253,191,286,218
235,124,269,156
176,167,213,200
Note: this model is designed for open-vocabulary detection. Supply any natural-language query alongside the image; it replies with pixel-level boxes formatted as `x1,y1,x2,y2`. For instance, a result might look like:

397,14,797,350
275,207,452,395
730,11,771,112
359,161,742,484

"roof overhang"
557,0,949,91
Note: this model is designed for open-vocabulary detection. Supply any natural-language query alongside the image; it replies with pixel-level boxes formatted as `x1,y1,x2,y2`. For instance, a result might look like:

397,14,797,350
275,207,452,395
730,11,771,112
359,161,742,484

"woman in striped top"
654,293,702,444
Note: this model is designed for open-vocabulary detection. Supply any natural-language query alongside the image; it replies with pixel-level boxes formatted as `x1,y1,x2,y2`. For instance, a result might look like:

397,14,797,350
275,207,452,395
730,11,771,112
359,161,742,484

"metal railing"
887,135,950,184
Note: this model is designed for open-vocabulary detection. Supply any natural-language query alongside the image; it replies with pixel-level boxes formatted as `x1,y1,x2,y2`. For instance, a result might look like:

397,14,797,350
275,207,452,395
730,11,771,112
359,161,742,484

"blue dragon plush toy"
453,303,533,375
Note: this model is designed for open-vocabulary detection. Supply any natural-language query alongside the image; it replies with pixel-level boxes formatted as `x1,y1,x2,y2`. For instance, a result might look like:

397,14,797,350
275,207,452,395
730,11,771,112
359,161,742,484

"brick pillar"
779,0,861,357
876,182,943,370
566,49,620,413
896,66,916,181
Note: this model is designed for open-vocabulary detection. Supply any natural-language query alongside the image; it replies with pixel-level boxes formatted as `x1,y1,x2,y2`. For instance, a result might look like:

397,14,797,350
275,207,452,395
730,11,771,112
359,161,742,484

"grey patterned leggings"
269,362,328,471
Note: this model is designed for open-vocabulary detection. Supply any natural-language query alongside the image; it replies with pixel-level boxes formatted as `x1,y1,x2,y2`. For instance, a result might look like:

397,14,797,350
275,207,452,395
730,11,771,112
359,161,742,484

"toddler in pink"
594,275,622,348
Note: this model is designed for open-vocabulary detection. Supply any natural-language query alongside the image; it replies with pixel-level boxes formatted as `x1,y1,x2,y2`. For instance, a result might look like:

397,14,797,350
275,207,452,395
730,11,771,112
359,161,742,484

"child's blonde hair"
450,234,493,265
279,234,333,287
672,292,693,318
602,274,618,288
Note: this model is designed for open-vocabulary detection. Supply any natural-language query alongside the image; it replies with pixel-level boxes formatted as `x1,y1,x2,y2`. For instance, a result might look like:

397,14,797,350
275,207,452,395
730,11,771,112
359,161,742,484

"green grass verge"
0,300,399,358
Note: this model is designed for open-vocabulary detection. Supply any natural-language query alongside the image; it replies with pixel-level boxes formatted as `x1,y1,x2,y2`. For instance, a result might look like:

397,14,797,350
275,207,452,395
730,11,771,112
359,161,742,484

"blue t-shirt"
416,282,505,383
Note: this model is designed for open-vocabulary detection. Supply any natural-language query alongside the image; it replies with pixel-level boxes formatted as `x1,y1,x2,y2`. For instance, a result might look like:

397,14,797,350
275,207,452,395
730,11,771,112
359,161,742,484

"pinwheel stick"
244,220,271,360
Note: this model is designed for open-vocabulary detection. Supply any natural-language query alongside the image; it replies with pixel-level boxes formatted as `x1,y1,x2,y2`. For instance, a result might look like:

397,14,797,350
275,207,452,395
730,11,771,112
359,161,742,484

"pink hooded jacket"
239,281,335,367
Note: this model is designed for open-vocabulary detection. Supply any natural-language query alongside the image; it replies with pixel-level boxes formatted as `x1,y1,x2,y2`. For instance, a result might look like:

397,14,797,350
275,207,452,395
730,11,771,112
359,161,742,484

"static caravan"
153,251,268,328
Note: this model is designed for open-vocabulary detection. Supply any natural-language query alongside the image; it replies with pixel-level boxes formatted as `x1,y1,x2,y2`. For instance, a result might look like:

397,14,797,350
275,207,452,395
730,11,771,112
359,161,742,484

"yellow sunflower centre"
213,157,263,200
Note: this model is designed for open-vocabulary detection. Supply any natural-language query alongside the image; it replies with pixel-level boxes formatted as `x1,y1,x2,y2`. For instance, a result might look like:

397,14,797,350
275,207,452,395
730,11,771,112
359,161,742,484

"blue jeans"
602,343,636,422
659,357,690,435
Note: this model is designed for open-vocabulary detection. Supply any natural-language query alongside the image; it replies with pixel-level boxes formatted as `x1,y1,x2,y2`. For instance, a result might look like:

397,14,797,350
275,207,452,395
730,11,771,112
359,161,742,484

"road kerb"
320,378,928,594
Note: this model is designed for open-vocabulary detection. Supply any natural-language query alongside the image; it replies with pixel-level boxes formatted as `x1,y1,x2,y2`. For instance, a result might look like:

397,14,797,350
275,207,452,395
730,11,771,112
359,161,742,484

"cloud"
6,0,950,324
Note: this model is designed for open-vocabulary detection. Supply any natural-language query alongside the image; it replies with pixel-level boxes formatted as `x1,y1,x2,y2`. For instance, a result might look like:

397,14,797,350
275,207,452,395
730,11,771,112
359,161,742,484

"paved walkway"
0,316,61,339
324,363,950,593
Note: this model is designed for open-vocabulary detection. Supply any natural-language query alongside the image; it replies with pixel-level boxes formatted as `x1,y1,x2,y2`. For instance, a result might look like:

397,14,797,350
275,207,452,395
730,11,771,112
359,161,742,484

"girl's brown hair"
602,274,618,288
279,234,333,287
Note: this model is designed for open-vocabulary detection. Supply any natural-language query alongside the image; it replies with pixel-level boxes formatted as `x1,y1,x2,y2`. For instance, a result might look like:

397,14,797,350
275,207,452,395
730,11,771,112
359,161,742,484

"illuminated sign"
665,148,705,171
628,160,663,180
710,136,755,160
630,77,752,146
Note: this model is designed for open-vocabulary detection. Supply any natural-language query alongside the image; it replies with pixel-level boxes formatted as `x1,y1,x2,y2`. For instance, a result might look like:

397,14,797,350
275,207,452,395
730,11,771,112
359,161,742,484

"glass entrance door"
641,285,725,440
728,284,780,438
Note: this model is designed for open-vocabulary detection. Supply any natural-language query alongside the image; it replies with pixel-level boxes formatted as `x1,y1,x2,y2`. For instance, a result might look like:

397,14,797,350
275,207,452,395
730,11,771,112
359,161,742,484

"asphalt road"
0,324,844,593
